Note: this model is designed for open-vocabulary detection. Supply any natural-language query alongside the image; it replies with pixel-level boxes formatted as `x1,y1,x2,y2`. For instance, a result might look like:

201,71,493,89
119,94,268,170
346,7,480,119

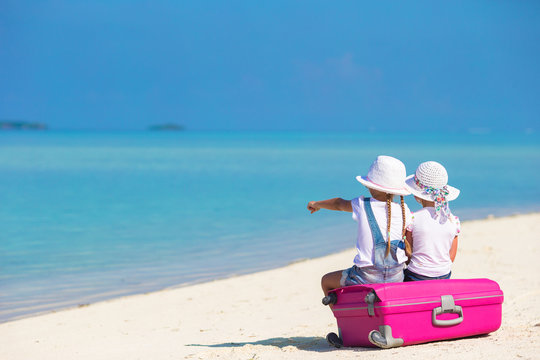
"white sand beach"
1,213,539,360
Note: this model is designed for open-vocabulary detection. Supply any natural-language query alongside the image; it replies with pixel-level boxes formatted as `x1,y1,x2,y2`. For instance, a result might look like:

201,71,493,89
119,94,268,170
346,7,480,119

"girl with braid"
307,155,412,301
403,161,460,281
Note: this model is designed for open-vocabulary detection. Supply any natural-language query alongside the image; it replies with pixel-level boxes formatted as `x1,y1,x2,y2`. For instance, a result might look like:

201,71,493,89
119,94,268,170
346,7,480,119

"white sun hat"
405,161,460,202
356,155,410,196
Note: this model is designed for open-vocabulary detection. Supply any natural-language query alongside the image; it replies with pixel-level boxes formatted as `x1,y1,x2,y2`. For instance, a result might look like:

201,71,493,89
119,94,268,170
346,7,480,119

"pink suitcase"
326,278,503,348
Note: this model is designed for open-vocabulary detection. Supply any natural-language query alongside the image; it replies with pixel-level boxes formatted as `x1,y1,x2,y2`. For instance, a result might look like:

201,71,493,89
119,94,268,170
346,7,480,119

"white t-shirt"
351,196,412,267
407,207,461,277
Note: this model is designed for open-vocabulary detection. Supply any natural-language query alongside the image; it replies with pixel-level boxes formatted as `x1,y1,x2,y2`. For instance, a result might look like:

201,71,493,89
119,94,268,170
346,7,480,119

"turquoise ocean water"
1,131,539,322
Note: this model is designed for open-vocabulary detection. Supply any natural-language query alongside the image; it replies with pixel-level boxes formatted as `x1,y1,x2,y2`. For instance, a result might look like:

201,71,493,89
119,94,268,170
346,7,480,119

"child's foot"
326,332,343,348
322,293,337,306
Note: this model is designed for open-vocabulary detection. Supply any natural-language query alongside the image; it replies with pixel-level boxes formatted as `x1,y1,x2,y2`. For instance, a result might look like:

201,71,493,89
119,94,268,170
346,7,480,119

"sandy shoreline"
1,213,539,360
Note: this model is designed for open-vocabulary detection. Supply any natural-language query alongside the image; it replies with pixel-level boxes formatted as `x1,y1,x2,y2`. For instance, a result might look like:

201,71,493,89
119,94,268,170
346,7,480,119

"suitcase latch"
364,291,379,316
440,295,456,313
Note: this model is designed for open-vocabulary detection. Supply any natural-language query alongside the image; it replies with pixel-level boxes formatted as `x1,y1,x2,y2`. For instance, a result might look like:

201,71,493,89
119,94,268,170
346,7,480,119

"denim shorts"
403,268,451,282
340,264,405,286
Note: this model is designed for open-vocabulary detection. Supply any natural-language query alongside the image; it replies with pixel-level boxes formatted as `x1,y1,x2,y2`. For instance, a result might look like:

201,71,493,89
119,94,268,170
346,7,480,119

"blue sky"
1,1,539,131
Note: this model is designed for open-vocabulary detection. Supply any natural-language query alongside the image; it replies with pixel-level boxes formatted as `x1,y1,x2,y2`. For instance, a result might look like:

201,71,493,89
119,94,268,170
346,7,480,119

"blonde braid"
385,193,392,257
401,196,412,257
400,196,406,239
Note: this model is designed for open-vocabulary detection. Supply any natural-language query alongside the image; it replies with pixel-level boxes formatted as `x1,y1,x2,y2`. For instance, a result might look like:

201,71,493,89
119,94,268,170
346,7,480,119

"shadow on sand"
187,336,377,353
188,333,492,353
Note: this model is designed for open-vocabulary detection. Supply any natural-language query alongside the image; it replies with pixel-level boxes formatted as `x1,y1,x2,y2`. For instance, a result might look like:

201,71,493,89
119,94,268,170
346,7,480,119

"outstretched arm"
307,198,352,213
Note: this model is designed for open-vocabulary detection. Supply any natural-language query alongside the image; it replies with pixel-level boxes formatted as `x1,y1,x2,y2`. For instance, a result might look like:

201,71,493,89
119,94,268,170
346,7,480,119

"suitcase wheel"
322,293,337,306
368,325,404,349
326,332,343,348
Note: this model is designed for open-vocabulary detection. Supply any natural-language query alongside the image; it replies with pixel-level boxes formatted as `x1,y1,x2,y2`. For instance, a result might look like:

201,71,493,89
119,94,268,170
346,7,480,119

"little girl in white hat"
403,161,461,282
307,155,412,298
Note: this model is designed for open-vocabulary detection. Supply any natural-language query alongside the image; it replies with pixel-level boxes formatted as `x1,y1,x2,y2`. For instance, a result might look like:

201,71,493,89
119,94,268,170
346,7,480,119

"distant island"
0,120,48,131
148,123,185,131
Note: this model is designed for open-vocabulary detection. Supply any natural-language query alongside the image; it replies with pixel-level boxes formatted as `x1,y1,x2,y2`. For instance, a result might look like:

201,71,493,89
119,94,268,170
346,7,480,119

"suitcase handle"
432,295,464,327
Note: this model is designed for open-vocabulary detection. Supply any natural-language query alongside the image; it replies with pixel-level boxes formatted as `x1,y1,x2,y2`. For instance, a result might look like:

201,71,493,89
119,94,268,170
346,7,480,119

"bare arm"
449,236,458,262
307,198,352,213
404,230,413,261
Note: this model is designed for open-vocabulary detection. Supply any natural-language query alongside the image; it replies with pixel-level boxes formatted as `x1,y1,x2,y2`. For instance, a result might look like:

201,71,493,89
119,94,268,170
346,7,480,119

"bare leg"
322,270,347,347
321,270,345,296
